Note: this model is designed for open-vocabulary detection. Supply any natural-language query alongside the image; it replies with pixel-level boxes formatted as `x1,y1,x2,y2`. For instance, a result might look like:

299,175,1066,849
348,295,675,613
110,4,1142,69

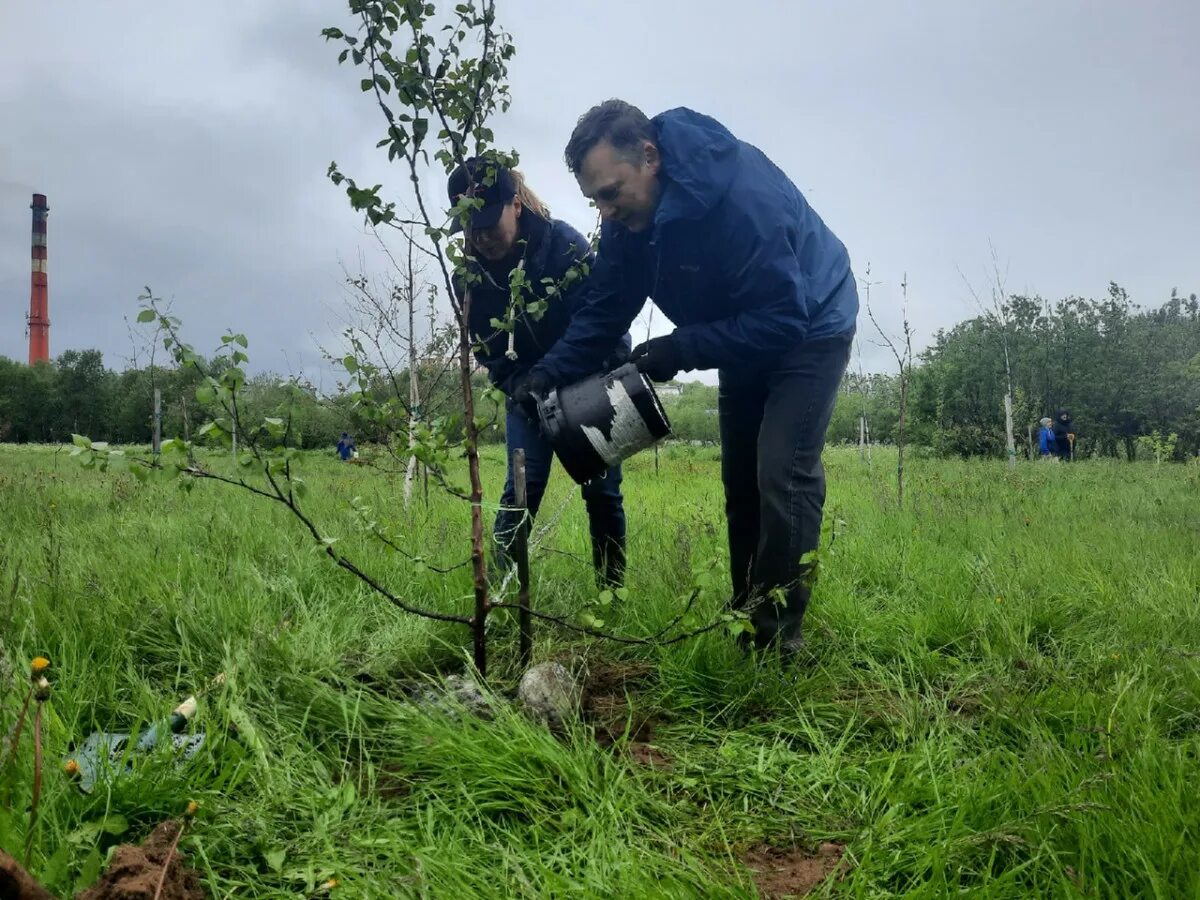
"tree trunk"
1000,325,1017,471
152,387,162,455
460,292,490,676
403,278,420,508
513,448,532,669
1003,392,1016,470
897,379,908,506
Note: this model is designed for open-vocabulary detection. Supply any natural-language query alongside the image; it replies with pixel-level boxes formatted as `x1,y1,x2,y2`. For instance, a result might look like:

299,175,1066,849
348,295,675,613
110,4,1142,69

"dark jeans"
718,335,852,645
495,404,626,586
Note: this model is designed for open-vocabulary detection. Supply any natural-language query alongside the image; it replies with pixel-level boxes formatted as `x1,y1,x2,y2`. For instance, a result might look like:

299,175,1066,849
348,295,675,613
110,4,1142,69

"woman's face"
468,197,523,261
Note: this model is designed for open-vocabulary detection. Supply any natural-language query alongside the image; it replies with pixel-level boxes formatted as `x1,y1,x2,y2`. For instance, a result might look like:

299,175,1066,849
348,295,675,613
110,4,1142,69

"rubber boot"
735,582,810,656
592,532,626,588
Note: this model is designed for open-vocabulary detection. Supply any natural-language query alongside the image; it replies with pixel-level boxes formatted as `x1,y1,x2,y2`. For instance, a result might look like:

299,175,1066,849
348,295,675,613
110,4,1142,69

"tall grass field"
1,443,1198,897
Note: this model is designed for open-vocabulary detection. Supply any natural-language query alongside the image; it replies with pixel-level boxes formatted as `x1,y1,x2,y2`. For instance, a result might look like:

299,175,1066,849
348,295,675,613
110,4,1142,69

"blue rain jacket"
1038,426,1057,456
534,107,859,384
461,213,630,395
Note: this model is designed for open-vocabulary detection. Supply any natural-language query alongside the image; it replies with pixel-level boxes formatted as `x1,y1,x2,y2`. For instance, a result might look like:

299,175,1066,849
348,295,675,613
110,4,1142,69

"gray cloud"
1,0,1197,383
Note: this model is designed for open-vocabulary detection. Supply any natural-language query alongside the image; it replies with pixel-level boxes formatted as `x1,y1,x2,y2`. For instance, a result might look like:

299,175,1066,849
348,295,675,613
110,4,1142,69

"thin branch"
151,821,185,900
107,302,472,627
644,587,703,642
462,0,497,143
488,599,733,646
371,529,471,574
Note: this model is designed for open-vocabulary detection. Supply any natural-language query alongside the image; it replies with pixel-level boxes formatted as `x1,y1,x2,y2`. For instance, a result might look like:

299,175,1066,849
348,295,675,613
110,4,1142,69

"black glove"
509,369,552,419
630,335,682,382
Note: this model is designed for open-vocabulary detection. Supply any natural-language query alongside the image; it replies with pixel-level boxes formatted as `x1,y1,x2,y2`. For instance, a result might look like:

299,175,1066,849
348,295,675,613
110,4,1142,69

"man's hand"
630,335,682,382
510,369,552,418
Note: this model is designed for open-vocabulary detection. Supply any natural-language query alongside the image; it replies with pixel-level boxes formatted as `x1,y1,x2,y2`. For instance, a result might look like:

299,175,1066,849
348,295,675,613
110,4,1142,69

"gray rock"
411,673,496,719
517,662,581,730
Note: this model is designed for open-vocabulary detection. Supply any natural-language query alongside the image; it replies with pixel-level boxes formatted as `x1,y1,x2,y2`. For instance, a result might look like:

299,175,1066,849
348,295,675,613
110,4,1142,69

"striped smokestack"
28,193,50,364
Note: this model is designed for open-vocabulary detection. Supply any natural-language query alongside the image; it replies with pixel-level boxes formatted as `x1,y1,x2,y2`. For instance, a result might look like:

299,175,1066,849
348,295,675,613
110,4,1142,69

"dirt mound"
626,741,672,768
584,660,657,746
742,841,847,898
76,820,205,900
0,849,55,900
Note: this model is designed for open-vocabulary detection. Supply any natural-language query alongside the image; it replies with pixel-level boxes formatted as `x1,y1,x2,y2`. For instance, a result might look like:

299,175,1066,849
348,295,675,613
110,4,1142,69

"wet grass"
1,443,1198,897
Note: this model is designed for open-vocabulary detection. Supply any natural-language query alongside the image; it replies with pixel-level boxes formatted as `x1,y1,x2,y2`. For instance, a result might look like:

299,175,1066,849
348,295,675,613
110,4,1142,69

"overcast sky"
2,1,1198,387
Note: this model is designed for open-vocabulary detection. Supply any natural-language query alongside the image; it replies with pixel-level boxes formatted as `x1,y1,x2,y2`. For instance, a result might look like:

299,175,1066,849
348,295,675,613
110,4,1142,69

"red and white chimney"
28,193,50,364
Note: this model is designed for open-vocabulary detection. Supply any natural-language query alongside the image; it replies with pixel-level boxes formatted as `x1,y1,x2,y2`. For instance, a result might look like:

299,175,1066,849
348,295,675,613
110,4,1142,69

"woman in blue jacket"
1037,417,1057,458
448,158,630,585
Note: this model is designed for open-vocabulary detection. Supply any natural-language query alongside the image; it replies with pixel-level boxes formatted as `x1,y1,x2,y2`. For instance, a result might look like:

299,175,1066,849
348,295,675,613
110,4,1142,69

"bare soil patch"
583,660,658,747
742,841,848,898
76,820,205,900
626,741,672,769
0,849,54,900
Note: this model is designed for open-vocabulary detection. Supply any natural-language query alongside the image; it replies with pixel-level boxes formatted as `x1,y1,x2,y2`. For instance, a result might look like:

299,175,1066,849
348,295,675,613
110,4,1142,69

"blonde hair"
510,169,551,220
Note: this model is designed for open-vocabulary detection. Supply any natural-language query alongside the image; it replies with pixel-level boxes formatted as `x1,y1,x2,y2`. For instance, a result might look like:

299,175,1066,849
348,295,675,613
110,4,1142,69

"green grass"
1,443,1199,897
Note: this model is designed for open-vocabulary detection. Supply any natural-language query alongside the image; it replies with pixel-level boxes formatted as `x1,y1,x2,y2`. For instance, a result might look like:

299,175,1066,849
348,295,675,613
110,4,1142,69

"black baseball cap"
447,157,516,234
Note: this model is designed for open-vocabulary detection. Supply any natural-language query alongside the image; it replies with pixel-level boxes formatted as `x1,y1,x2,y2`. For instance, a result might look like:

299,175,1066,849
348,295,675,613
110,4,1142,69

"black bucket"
537,363,672,484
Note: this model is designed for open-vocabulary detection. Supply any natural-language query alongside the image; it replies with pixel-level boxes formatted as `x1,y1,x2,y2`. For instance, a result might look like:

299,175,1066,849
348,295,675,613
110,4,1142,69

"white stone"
516,662,581,730
413,673,495,719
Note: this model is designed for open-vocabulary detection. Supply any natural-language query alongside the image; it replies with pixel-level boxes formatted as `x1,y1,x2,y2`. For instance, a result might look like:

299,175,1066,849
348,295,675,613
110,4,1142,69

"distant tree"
660,383,719,444
0,359,59,442
864,265,914,504
913,285,1200,459
55,350,113,439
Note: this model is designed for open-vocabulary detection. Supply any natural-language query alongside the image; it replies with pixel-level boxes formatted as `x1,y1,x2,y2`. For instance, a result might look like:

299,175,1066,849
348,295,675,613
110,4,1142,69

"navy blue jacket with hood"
463,212,630,395
533,108,859,385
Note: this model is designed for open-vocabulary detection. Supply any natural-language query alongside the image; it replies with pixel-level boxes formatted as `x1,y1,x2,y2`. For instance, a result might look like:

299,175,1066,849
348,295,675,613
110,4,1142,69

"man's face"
1060,413,1069,421
576,140,662,233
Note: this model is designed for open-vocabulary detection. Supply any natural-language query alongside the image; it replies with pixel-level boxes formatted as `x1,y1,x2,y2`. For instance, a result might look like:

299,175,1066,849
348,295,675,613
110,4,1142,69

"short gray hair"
564,99,656,174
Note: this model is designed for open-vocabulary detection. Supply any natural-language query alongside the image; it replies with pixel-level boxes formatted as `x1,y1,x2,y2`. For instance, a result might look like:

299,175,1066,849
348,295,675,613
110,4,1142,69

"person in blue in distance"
336,432,356,461
449,157,630,586
1038,417,1057,458
514,101,859,656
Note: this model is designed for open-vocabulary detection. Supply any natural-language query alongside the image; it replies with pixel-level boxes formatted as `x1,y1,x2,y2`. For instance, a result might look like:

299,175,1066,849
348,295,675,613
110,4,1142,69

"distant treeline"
909,284,1200,460
658,284,1200,461
0,350,502,450
2,284,1197,460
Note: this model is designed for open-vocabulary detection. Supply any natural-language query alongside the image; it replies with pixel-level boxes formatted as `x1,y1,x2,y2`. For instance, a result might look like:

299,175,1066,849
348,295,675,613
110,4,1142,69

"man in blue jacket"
515,101,858,654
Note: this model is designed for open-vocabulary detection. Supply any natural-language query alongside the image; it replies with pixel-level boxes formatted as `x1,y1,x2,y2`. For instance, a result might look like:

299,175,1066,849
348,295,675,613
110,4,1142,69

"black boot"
592,532,626,588
737,582,810,655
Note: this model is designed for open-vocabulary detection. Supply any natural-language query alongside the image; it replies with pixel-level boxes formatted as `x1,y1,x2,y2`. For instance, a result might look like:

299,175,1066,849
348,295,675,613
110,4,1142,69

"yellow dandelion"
185,800,199,817
995,597,1003,604
64,759,80,777
30,657,50,676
